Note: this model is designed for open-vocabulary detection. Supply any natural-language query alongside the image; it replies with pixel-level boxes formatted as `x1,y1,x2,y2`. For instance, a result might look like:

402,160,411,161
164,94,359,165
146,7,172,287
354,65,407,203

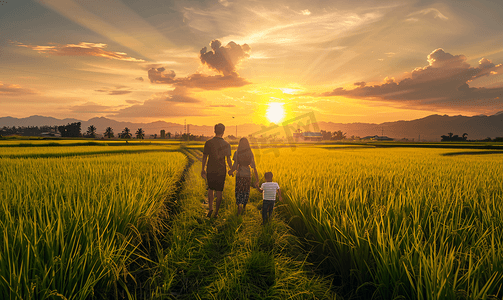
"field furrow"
152,148,336,299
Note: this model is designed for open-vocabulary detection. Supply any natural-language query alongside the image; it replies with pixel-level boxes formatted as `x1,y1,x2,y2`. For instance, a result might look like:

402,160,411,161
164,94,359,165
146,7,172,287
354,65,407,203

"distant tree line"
0,125,58,137
181,133,201,141
58,122,82,137
0,123,150,140
441,132,468,142
320,130,346,140
440,132,503,142
480,137,503,142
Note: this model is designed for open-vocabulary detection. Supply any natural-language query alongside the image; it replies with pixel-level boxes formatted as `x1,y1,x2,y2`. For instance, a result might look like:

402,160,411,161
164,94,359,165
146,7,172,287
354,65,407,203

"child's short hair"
264,172,273,180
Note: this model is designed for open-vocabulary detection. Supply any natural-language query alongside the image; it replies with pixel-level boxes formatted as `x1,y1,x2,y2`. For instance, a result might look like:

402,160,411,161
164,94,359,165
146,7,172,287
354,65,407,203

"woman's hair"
236,137,252,166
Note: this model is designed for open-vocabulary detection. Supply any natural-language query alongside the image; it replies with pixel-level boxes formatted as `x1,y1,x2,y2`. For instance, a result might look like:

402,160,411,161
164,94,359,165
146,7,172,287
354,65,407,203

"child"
256,172,282,224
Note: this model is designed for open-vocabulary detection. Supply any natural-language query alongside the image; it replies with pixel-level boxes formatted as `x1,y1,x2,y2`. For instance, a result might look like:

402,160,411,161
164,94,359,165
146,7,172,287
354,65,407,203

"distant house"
361,135,394,141
292,131,323,142
303,132,323,141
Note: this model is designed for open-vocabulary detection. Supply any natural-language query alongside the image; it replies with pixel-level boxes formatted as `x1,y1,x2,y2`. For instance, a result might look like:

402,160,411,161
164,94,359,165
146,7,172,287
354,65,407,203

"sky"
1,0,503,126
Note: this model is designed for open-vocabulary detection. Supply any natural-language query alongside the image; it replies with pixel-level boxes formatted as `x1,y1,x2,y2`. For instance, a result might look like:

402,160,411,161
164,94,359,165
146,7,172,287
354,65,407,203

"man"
201,123,232,218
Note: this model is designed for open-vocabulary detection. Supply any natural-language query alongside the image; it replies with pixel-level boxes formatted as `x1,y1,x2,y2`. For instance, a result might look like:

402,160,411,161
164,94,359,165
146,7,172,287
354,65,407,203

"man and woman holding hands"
201,123,281,223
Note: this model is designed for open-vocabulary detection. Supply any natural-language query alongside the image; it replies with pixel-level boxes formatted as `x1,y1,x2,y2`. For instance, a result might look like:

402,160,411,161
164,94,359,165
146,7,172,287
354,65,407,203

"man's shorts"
207,172,226,191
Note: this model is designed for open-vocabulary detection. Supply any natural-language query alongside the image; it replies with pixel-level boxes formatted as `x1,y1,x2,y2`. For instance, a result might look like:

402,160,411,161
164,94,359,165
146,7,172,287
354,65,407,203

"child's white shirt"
261,182,280,200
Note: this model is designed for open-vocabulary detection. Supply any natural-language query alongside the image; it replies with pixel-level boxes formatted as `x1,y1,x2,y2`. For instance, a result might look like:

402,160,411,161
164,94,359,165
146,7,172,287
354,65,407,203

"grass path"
151,149,336,299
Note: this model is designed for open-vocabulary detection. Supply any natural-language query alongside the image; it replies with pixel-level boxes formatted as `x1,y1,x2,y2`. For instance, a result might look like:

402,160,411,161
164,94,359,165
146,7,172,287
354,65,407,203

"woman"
228,137,259,216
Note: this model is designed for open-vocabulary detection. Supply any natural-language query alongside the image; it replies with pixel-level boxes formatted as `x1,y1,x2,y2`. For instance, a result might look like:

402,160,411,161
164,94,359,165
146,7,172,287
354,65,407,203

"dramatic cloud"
146,40,251,90
17,42,145,62
199,40,250,76
148,67,176,83
322,49,503,111
95,86,132,95
0,82,37,96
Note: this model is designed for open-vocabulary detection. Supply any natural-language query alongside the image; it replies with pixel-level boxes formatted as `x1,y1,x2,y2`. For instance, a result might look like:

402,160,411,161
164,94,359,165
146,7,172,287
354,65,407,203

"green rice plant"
0,144,180,158
0,151,186,299
0,139,182,147
254,147,503,299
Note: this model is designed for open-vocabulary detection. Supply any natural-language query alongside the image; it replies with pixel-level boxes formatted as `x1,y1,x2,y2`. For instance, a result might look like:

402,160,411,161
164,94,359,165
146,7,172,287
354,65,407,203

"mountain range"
1,113,502,141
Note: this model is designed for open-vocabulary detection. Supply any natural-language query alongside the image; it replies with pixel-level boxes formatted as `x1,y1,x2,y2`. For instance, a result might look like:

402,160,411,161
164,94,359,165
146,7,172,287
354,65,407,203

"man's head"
214,123,225,136
264,172,273,182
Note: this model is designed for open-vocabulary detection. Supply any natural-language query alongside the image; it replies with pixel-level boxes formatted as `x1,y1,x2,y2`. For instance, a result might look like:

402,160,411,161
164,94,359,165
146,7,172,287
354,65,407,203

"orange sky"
1,0,503,126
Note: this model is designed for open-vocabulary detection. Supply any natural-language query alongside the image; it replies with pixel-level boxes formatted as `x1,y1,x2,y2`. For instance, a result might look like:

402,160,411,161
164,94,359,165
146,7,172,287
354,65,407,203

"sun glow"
266,102,285,123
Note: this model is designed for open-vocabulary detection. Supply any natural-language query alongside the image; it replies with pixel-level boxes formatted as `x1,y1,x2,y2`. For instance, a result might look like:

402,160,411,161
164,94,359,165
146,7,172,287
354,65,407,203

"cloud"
218,0,231,7
17,42,145,62
199,40,250,76
146,40,251,90
109,99,205,119
209,104,236,107
407,8,448,21
95,86,133,95
148,67,176,83
152,87,201,103
125,100,142,104
109,95,205,119
69,101,115,114
102,87,207,120
148,67,250,90
183,5,383,49
321,48,503,111
0,82,37,96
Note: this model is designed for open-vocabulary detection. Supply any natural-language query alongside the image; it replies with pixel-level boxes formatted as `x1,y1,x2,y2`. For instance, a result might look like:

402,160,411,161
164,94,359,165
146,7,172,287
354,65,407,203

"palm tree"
104,127,114,138
136,128,145,139
462,133,468,141
121,127,132,139
448,132,453,138
86,125,97,138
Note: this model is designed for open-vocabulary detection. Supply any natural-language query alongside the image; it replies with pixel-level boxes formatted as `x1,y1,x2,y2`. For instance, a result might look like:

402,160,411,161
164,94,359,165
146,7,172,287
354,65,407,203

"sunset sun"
266,102,285,124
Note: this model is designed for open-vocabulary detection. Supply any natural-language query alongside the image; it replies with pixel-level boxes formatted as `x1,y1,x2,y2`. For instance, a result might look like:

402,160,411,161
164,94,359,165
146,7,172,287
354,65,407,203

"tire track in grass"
153,148,337,299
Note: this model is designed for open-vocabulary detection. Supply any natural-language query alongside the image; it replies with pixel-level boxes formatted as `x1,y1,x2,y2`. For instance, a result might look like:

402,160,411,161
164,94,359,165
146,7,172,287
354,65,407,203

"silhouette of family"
201,123,282,223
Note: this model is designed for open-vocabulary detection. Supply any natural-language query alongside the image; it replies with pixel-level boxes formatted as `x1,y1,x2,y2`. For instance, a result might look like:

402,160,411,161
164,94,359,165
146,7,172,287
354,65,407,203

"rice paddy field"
1,139,503,299
0,140,186,299
255,146,503,299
